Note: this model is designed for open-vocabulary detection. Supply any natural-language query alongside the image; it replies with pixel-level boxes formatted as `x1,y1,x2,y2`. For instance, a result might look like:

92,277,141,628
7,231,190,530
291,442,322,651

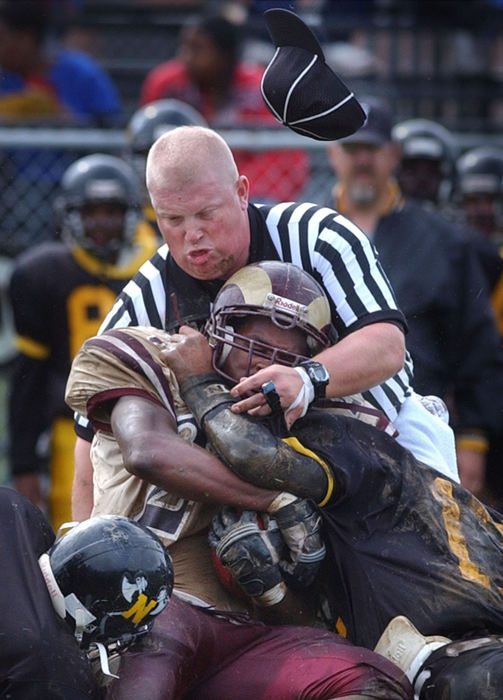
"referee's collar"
247,203,281,264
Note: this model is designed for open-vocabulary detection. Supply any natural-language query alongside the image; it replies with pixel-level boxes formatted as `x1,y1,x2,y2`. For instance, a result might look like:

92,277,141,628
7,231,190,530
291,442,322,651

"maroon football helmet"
205,261,333,383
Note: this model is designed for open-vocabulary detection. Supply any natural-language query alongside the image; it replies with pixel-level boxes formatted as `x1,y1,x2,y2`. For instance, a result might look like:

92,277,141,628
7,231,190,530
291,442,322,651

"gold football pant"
49,416,76,531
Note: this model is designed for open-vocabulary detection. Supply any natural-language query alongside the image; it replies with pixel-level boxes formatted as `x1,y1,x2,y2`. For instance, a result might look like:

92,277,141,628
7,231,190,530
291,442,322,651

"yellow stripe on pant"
49,416,76,530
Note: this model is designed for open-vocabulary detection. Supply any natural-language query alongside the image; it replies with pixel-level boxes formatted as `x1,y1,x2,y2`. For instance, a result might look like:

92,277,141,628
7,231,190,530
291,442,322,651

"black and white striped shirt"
75,201,413,436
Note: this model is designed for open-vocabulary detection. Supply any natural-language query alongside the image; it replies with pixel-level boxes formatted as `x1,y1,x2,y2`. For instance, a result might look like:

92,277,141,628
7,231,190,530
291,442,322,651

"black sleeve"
8,256,52,476
180,373,330,503
8,354,50,476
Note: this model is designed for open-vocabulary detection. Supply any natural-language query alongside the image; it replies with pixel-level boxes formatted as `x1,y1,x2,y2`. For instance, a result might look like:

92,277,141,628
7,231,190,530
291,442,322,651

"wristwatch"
299,361,330,400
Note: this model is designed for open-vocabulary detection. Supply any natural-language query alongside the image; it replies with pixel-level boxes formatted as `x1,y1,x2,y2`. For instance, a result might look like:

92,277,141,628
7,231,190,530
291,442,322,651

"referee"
71,122,458,519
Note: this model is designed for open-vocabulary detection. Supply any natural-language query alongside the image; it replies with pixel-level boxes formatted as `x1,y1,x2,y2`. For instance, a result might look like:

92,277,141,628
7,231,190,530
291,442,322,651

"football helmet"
57,153,142,262
205,261,334,383
456,146,503,236
456,146,503,196
392,118,457,204
126,99,208,155
125,99,208,205
39,515,173,651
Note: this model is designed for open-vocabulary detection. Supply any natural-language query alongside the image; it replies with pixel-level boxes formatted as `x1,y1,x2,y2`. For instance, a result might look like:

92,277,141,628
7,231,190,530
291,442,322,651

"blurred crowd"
1,0,503,521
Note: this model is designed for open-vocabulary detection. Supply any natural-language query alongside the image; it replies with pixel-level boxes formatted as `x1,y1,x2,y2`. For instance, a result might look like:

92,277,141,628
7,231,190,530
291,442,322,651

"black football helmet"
39,515,173,651
126,99,208,156
205,261,334,383
125,99,208,205
457,146,503,197
57,153,143,262
392,118,457,204
456,146,503,236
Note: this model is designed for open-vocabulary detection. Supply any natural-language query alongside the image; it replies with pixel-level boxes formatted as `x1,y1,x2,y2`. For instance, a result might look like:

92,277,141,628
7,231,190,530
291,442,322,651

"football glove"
208,507,287,606
267,493,326,589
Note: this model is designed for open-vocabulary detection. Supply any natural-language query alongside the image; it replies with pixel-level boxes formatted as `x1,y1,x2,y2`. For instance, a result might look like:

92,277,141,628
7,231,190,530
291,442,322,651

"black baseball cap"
260,9,365,141
342,98,393,145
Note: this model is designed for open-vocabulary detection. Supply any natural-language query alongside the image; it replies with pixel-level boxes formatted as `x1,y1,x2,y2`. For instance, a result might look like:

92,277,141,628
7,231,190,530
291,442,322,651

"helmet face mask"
211,312,312,382
57,154,143,263
41,516,174,653
205,261,333,383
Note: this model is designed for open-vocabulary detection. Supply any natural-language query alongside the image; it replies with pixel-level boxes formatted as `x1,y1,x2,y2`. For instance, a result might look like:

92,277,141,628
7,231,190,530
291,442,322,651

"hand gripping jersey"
66,326,243,611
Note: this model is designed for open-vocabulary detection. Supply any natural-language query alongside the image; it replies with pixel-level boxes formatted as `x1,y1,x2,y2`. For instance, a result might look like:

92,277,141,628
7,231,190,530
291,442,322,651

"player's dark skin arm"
111,395,281,512
111,395,319,627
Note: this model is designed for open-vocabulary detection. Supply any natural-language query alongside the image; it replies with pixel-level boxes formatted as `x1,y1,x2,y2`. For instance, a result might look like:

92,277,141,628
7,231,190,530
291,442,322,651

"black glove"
208,507,287,606
267,494,326,589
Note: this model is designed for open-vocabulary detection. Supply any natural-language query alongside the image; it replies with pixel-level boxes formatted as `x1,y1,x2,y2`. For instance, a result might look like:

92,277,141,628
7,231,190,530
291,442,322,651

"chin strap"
88,642,120,679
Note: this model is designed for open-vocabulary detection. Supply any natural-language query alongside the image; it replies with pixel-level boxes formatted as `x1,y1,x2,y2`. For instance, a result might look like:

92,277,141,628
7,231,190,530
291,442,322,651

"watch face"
301,361,329,399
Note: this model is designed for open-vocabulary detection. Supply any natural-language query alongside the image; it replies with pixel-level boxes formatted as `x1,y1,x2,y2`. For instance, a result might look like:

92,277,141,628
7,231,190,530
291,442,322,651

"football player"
158,261,503,700
65,261,411,699
456,145,503,244
0,485,173,697
455,146,503,510
392,118,457,211
8,153,158,529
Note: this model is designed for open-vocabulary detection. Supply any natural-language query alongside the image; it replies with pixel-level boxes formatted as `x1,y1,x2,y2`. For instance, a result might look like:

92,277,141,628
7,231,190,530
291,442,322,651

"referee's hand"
230,365,305,429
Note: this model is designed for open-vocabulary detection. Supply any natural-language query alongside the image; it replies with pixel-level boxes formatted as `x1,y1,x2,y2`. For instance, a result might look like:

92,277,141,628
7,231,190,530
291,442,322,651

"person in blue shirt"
0,0,121,126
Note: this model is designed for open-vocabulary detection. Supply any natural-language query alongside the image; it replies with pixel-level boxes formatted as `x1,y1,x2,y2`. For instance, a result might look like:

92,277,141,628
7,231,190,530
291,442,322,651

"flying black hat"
260,9,366,141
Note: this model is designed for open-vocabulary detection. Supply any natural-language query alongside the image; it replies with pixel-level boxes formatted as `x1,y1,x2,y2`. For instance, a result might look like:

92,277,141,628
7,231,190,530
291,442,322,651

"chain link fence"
64,2,503,128
0,127,336,256
2,126,503,258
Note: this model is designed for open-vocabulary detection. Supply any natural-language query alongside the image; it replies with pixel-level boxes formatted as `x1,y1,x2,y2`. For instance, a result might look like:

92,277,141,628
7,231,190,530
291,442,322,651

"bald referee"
71,9,457,520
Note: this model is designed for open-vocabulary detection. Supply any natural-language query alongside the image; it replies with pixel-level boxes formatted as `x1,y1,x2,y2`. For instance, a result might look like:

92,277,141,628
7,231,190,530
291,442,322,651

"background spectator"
0,0,121,126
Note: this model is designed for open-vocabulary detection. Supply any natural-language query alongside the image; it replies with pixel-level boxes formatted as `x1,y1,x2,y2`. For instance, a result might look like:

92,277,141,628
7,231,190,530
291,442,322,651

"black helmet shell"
48,515,173,648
